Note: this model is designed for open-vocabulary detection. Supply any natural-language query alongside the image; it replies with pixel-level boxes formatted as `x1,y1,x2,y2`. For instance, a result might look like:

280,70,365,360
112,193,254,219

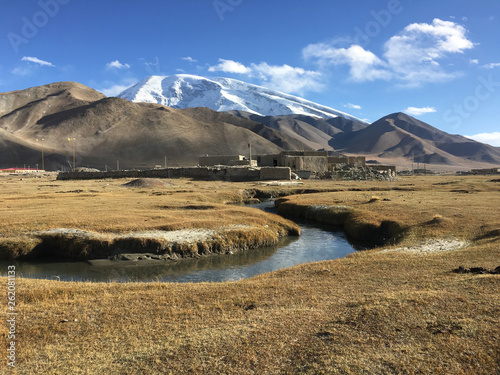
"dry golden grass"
0,175,274,235
0,175,299,259
276,175,500,247
0,174,499,374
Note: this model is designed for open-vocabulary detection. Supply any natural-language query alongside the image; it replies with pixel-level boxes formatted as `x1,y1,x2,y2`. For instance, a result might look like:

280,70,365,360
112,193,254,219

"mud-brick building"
327,156,366,169
200,151,369,172
273,151,329,171
199,155,257,167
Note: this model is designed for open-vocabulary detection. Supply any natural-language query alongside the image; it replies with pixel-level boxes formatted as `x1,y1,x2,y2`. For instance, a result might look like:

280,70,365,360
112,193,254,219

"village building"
200,151,368,172
199,155,257,167
0,168,45,174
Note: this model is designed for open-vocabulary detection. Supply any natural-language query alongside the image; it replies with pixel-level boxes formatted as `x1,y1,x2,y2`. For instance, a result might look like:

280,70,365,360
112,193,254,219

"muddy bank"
242,184,417,201
275,198,408,247
1,223,300,261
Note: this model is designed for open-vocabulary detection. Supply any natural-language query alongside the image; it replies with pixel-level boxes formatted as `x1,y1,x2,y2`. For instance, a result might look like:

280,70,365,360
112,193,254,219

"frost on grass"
34,226,255,245
380,239,468,254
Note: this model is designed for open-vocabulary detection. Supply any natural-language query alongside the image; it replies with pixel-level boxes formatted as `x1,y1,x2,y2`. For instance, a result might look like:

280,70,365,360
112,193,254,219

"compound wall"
57,166,291,182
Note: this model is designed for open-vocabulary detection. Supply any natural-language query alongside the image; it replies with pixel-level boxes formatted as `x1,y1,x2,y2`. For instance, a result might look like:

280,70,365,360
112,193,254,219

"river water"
0,201,355,283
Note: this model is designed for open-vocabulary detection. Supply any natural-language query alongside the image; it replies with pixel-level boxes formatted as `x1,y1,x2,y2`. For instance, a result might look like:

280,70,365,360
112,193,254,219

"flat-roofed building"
0,168,45,174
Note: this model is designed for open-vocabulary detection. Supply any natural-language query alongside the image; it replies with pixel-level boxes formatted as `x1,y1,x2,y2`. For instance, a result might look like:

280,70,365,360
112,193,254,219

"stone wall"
57,166,291,182
369,164,397,173
259,167,291,181
328,156,366,168
199,155,245,166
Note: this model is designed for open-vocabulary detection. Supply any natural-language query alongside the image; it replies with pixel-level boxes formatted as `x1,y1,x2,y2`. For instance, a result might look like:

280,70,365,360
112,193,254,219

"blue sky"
2,0,500,146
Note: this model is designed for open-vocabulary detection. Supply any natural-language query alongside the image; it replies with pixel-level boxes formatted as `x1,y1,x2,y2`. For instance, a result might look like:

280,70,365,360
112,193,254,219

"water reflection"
0,201,355,283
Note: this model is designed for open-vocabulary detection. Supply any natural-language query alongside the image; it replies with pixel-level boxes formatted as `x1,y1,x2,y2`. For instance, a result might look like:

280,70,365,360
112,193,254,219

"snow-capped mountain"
117,74,368,123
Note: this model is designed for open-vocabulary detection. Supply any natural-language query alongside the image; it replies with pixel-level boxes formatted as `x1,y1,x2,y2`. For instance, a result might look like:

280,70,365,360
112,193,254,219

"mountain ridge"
228,110,368,151
1,81,499,171
0,82,287,169
331,112,500,166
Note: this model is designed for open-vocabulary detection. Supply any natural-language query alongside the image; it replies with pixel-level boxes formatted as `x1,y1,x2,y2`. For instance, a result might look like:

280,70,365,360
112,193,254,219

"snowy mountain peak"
117,74,368,123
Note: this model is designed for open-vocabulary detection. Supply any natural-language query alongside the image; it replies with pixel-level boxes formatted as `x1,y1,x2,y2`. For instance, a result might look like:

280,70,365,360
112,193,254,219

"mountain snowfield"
118,74,368,123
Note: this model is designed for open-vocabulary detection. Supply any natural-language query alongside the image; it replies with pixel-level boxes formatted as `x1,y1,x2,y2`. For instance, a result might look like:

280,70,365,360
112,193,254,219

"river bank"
1,174,499,263
2,230,498,374
274,176,500,248
0,176,300,261
2,218,355,283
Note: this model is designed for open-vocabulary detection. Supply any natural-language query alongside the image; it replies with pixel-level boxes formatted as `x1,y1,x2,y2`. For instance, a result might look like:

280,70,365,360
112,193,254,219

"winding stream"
0,201,356,283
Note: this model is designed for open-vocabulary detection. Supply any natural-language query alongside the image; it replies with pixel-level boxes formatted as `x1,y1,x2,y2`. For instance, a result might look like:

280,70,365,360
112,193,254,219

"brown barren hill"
229,110,368,151
0,82,283,169
331,112,500,168
182,107,312,151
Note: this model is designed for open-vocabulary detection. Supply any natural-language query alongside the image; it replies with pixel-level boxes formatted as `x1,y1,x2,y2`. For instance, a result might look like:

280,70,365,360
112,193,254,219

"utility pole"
36,138,45,171
248,142,252,165
117,160,119,171
411,152,414,175
68,138,76,172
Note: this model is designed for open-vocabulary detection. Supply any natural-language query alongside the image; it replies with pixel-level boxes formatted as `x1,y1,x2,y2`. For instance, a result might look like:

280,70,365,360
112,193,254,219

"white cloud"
100,84,131,96
21,56,55,67
465,132,500,147
208,59,323,95
303,18,474,87
384,19,473,86
209,58,252,74
182,56,197,63
141,57,163,76
404,106,437,116
395,19,473,54
11,66,31,76
303,44,391,82
106,60,130,69
98,78,138,97
344,103,362,110
250,62,323,95
13,56,55,75
482,62,500,69
470,59,479,64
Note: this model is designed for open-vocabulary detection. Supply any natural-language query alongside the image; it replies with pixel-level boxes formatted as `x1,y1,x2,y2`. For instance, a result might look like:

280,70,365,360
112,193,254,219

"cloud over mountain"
466,132,500,147
106,60,131,69
21,56,55,67
303,18,474,87
404,107,437,116
207,59,323,95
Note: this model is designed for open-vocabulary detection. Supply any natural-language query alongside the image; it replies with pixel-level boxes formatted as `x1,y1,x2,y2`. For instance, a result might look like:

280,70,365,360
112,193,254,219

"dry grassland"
0,174,499,374
0,175,299,259
276,176,500,246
